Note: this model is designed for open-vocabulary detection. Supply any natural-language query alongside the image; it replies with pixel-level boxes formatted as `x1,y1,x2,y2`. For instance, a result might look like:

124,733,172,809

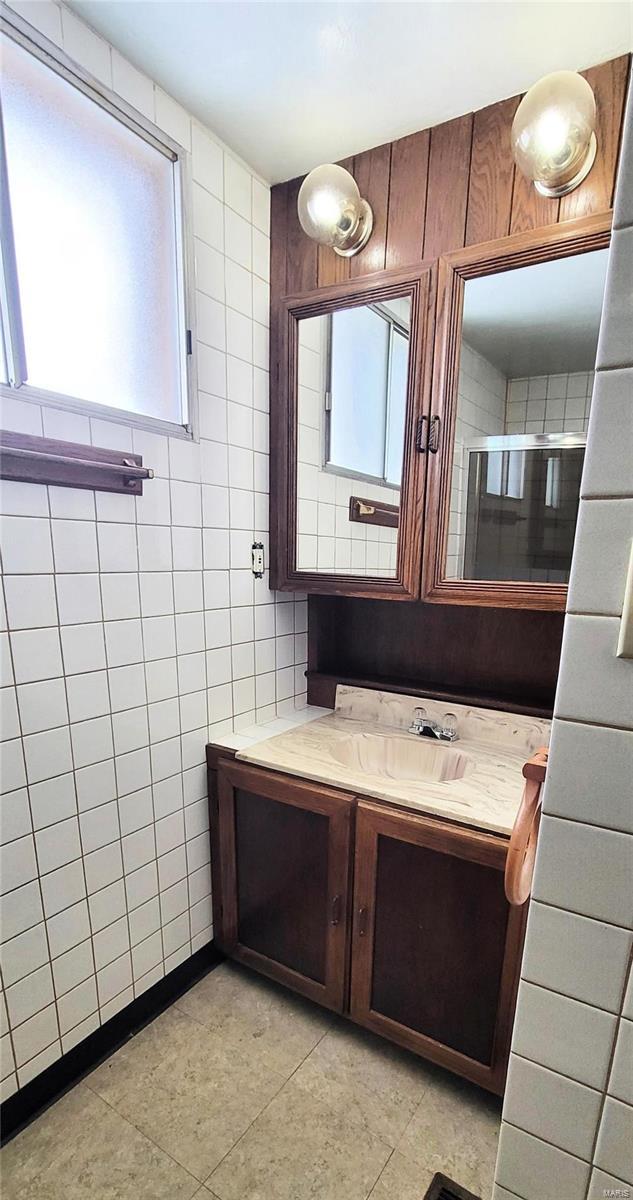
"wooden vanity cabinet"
214,758,354,1013
211,754,525,1094
350,800,525,1094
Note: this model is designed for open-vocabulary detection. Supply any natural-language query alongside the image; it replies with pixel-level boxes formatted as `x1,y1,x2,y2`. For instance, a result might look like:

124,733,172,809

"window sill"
0,383,195,442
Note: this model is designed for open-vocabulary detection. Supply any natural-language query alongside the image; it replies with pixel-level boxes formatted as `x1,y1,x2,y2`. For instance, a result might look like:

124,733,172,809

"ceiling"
68,1,631,183
461,248,609,378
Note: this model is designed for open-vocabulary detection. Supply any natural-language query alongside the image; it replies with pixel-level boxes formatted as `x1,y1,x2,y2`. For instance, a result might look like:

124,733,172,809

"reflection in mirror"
296,296,411,576
446,247,608,584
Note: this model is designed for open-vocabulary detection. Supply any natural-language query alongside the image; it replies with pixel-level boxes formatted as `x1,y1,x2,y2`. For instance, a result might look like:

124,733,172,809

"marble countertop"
223,687,551,837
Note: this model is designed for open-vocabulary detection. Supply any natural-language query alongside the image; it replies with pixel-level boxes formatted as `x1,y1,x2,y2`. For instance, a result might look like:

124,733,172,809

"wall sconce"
297,164,373,257
511,70,597,197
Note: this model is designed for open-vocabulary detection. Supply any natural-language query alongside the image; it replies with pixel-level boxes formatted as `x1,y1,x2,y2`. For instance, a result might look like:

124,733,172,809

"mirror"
295,295,411,577
445,247,608,585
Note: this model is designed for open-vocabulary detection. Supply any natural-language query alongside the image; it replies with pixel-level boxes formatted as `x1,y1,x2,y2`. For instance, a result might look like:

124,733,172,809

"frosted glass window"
486,452,503,496
506,450,525,500
1,33,186,425
328,306,389,479
326,301,410,485
385,328,408,486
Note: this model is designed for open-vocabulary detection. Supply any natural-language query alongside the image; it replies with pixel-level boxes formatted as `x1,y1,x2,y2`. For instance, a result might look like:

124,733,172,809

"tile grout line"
581,942,633,1200
197,1014,337,1189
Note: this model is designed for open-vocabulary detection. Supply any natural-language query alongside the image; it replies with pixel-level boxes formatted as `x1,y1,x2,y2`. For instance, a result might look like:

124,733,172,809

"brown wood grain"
0,431,149,496
285,176,318,294
509,164,560,233
423,212,611,612
559,55,630,222
385,130,430,268
423,113,474,260
271,263,434,599
350,143,392,277
349,800,523,1094
216,759,354,1012
307,594,564,716
317,156,354,287
466,96,520,244
268,56,624,633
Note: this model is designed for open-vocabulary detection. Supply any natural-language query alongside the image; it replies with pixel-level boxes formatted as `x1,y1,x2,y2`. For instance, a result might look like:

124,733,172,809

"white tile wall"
0,0,307,1099
447,342,506,577
495,81,633,1200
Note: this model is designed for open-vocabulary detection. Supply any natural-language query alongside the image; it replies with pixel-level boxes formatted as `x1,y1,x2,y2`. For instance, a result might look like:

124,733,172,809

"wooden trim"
0,430,152,495
349,798,519,1095
348,495,399,529
216,759,354,1012
205,744,237,945
422,212,612,610
353,799,509,867
270,261,436,600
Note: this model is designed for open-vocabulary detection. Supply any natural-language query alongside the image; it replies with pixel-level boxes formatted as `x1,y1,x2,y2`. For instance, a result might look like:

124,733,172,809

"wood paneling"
559,56,630,221
307,595,564,715
350,143,392,277
509,166,560,233
423,113,474,260
317,156,354,287
386,130,430,268
466,96,520,244
285,176,318,293
271,54,628,707
273,56,629,302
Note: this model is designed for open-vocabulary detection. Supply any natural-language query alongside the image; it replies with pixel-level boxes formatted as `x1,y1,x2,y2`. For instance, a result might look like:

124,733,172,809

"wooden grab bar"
505,746,548,907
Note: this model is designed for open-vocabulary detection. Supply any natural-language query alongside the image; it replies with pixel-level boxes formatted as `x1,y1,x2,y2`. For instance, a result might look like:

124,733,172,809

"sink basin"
328,732,474,783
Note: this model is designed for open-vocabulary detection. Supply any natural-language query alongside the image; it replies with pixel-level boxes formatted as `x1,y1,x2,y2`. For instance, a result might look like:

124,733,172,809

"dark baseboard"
1,940,224,1145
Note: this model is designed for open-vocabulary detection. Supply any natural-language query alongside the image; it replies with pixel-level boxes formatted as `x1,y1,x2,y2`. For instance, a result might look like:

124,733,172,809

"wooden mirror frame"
422,212,612,611
270,262,436,599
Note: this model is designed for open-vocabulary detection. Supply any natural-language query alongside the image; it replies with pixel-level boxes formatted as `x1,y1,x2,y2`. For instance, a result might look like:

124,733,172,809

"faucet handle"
441,712,458,739
413,706,427,722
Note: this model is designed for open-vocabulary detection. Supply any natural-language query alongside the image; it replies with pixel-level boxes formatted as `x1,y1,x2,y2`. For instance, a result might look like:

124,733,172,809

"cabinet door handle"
415,415,428,453
358,906,368,937
330,894,341,926
429,414,441,454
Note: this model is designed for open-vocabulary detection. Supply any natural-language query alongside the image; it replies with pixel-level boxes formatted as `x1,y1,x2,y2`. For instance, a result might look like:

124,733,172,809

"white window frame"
0,5,198,440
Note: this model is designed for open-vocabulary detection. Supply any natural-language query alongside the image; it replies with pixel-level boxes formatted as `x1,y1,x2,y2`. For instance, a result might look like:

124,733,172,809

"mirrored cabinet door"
272,265,434,599
425,214,611,610
296,297,410,578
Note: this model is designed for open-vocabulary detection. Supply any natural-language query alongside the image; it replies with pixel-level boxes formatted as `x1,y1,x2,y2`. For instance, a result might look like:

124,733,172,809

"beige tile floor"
1,961,501,1199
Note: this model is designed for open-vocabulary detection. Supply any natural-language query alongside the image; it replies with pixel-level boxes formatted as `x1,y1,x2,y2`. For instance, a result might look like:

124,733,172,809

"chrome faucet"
408,707,459,742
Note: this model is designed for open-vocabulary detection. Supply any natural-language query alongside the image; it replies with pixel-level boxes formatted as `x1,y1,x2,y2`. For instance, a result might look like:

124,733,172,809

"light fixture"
511,70,597,198
297,163,373,257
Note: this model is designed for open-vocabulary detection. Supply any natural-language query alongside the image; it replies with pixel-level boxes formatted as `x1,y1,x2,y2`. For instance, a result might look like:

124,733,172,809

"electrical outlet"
251,541,264,578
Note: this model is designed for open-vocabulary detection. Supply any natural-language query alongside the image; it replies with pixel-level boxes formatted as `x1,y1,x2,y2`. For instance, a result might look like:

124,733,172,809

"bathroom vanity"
207,689,550,1095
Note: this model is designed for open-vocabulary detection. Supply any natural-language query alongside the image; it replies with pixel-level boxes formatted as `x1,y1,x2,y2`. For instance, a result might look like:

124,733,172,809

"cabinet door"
422,218,610,611
217,760,353,1012
270,263,436,600
350,800,525,1093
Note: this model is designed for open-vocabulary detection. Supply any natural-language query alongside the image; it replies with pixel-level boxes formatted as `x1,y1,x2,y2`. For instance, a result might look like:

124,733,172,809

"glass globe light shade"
511,71,597,197
297,163,373,257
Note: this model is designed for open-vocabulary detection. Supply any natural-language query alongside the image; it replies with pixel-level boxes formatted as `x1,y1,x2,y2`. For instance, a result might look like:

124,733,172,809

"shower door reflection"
461,435,585,584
